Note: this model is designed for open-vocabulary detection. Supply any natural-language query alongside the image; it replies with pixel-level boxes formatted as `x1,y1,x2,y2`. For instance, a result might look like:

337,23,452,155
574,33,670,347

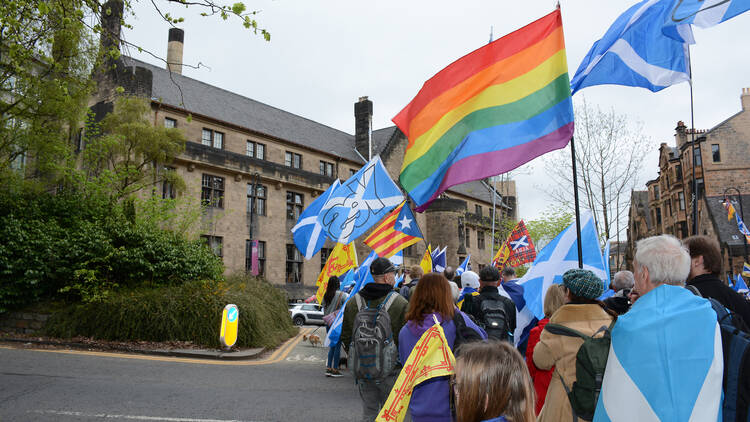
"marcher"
341,257,409,422
400,265,424,300
533,269,615,422
461,266,516,342
594,235,723,421
322,275,348,377
684,235,750,325
501,267,517,283
457,270,480,308
602,271,635,315
525,284,566,415
444,266,460,301
398,273,486,422
452,341,536,422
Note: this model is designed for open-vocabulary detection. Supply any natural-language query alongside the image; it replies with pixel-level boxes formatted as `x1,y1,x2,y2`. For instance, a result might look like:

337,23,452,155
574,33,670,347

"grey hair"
634,235,691,286
612,271,635,291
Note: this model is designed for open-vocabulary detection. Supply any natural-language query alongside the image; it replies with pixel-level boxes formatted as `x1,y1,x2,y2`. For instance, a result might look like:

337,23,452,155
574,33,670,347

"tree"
542,99,650,249
525,208,574,251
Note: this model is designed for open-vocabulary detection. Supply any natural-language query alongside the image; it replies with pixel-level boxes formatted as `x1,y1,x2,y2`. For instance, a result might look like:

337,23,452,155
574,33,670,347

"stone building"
626,88,750,275
91,27,517,298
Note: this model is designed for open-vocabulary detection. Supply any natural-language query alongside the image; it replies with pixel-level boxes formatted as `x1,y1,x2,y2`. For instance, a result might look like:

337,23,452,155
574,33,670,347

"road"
0,326,362,422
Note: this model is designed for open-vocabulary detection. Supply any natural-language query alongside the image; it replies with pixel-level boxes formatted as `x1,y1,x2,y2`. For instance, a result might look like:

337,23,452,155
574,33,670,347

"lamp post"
724,187,748,264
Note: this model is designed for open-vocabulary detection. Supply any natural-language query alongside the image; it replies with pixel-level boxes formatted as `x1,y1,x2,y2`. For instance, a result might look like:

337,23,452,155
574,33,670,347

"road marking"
30,410,266,421
0,327,312,366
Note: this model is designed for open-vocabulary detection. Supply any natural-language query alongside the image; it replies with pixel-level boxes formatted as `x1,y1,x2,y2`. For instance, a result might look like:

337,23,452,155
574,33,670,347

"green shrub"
43,275,297,349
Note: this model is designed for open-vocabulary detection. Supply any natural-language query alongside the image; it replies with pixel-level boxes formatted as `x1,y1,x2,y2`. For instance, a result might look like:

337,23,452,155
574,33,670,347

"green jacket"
341,286,408,353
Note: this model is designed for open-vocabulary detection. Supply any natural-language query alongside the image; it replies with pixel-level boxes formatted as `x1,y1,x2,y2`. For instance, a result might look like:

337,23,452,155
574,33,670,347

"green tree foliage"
526,208,574,250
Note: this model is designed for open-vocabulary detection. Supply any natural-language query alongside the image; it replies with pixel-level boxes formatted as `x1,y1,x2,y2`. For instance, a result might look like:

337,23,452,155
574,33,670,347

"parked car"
289,303,325,326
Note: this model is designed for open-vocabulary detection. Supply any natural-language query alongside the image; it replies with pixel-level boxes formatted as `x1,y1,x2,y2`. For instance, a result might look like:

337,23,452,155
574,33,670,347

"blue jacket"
398,309,487,422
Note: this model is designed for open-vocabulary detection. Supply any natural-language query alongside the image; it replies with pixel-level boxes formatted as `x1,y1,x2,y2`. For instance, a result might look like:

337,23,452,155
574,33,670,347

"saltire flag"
734,211,750,243
339,269,357,291
570,0,692,95
376,316,456,422
724,199,737,221
742,262,750,277
456,254,471,276
420,245,433,275
493,220,537,268
735,274,749,293
315,242,358,304
324,251,378,347
497,279,528,347
431,246,441,260
364,201,423,258
728,273,734,288
291,180,340,259
663,0,750,42
389,250,404,269
393,10,575,211
432,247,447,273
395,272,405,289
594,286,723,421
318,156,403,244
515,211,607,347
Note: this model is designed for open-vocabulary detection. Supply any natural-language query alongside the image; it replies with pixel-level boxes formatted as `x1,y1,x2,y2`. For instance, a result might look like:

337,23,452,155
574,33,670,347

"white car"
288,303,325,326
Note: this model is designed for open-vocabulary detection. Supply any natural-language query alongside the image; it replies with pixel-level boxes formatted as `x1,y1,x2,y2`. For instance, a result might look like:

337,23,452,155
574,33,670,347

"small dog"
302,334,309,342
308,334,322,347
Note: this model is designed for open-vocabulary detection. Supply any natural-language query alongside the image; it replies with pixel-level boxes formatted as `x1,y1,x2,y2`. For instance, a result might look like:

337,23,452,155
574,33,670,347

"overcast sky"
124,0,750,221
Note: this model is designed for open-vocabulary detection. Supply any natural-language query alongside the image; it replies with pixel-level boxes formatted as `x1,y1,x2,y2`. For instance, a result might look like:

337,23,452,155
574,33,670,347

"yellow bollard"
219,304,239,349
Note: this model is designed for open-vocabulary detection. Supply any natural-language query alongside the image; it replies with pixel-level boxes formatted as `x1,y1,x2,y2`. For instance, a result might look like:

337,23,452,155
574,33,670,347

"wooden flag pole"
570,136,584,269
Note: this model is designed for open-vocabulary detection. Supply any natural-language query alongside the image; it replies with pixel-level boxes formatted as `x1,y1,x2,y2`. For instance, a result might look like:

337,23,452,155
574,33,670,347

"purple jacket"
398,309,487,422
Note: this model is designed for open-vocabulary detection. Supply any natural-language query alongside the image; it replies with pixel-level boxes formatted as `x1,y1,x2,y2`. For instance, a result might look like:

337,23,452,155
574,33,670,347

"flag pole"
570,136,584,268
688,44,698,235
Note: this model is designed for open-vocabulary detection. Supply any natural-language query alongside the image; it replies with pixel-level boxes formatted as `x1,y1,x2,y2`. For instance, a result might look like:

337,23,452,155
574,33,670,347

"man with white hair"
602,270,635,315
594,235,723,421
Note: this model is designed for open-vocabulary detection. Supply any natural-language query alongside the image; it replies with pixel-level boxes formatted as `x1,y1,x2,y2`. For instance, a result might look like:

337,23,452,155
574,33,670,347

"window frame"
475,205,482,217
711,144,721,162
319,160,334,177
246,140,266,160
286,191,304,221
162,166,176,199
285,151,302,169
201,174,225,208
477,230,485,250
320,247,332,271
247,183,267,216
164,117,177,128
286,244,303,283
201,128,224,149
200,235,223,258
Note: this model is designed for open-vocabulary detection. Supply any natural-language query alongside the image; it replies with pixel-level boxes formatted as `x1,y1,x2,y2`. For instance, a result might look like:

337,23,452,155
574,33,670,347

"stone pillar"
424,198,467,273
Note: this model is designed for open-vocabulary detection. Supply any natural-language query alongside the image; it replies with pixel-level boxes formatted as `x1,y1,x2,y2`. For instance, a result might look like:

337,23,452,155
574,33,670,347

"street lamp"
724,187,748,264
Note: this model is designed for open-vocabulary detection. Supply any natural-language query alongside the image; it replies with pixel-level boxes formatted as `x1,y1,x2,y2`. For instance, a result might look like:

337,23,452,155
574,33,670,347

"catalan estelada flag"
394,9,574,211
364,201,423,258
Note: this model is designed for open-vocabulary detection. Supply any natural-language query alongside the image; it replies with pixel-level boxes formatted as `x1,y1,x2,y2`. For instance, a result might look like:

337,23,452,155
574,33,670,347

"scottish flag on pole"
735,274,749,293
318,156,403,244
663,0,750,42
432,247,447,273
571,0,693,94
291,180,340,260
456,254,471,277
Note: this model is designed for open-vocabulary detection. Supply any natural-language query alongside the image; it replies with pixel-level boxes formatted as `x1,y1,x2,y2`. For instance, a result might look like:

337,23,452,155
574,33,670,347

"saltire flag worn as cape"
493,220,536,268
376,317,456,422
315,242,358,304
662,0,750,42
594,285,723,421
393,10,575,211
291,180,340,260
364,201,423,258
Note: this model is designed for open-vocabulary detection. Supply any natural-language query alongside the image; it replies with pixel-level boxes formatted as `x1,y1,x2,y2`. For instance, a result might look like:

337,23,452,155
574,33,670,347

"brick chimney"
354,96,373,161
742,87,750,110
166,28,184,75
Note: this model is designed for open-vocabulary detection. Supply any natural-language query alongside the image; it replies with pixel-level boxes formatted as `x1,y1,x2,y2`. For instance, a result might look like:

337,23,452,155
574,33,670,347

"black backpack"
451,311,484,356
350,291,400,381
479,298,510,342
544,321,615,421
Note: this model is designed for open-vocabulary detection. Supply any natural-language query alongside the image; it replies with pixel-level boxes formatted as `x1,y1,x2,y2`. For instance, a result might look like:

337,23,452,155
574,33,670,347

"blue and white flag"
394,273,405,289
456,254,471,277
594,285,723,421
339,268,356,291
389,250,404,269
571,0,693,94
735,274,749,293
291,180,340,260
663,0,750,42
515,211,607,346
432,247,447,273
318,156,404,244
324,251,377,347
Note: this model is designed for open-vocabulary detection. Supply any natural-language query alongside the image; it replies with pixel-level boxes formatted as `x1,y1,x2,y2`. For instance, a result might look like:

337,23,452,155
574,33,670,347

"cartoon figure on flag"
493,220,536,268
315,243,358,304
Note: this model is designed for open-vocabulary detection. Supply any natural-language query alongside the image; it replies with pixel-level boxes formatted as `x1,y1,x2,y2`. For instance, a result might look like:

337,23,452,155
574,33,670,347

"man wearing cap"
341,257,409,422
461,266,516,342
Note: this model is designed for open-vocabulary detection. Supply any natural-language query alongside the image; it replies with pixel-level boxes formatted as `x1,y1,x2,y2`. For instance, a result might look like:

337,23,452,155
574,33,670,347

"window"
477,230,485,250
693,147,702,166
320,247,332,270
404,244,417,257
286,191,304,220
164,117,176,128
465,227,471,246
246,140,265,160
162,166,176,199
286,244,303,283
247,184,267,216
74,128,84,152
245,240,266,275
475,205,482,216
201,235,223,258
319,160,334,177
667,199,673,216
350,169,357,177
711,144,721,162
653,185,660,200
285,151,302,169
201,174,224,208
679,192,685,210
656,207,662,226
676,164,682,181
201,128,224,149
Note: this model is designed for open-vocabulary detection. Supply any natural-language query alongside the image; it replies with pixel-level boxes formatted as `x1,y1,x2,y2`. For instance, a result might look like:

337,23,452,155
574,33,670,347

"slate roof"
704,195,750,255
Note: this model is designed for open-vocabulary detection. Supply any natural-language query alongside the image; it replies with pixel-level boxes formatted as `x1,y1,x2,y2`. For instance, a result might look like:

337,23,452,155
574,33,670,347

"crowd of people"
320,234,750,422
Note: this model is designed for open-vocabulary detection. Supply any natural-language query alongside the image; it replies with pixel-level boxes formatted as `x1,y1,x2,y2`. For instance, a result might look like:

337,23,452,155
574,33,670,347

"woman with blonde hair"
452,341,536,422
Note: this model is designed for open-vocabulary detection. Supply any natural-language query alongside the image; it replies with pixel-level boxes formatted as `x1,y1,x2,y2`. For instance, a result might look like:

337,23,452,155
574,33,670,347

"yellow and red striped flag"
364,201,423,258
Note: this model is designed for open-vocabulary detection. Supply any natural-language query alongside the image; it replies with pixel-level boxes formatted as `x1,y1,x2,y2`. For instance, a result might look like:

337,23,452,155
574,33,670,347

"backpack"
686,285,750,422
479,297,511,342
451,311,484,356
350,291,399,381
544,321,615,421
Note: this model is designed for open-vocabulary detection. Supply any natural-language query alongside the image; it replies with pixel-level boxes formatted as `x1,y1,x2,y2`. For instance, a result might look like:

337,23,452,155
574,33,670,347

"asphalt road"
0,326,362,422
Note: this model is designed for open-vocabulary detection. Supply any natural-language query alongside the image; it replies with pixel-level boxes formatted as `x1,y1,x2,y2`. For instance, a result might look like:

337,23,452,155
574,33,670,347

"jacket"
462,285,517,335
341,283,409,353
525,318,552,415
323,290,347,316
533,304,614,422
398,310,487,422
688,273,750,326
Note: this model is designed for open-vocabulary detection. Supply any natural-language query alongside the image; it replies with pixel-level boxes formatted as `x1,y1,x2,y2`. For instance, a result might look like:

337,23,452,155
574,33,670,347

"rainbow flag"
394,10,574,211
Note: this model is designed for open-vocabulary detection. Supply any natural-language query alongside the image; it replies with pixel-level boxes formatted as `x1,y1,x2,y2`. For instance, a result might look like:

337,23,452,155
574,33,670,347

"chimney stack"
742,87,750,110
354,96,373,161
166,28,184,74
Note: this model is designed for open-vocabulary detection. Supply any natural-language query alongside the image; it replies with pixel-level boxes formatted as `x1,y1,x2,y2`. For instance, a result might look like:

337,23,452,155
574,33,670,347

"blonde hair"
454,341,536,422
543,284,566,318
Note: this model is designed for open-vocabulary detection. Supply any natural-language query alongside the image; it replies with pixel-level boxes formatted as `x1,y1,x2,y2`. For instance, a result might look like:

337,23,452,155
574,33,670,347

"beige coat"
532,304,614,422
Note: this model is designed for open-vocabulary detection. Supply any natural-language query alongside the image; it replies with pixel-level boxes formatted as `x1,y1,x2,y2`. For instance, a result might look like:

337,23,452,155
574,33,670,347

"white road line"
30,410,266,422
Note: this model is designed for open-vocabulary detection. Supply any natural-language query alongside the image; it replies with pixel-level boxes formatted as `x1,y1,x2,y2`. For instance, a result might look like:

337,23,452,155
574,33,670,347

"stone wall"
0,312,50,335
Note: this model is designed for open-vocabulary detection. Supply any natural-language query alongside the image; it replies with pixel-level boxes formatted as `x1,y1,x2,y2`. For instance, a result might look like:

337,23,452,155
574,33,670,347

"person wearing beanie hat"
456,270,480,309
532,269,615,422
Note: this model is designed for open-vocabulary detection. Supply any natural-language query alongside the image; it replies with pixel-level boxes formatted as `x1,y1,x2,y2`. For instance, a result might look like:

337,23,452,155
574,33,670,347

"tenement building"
92,27,517,298
626,88,750,276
